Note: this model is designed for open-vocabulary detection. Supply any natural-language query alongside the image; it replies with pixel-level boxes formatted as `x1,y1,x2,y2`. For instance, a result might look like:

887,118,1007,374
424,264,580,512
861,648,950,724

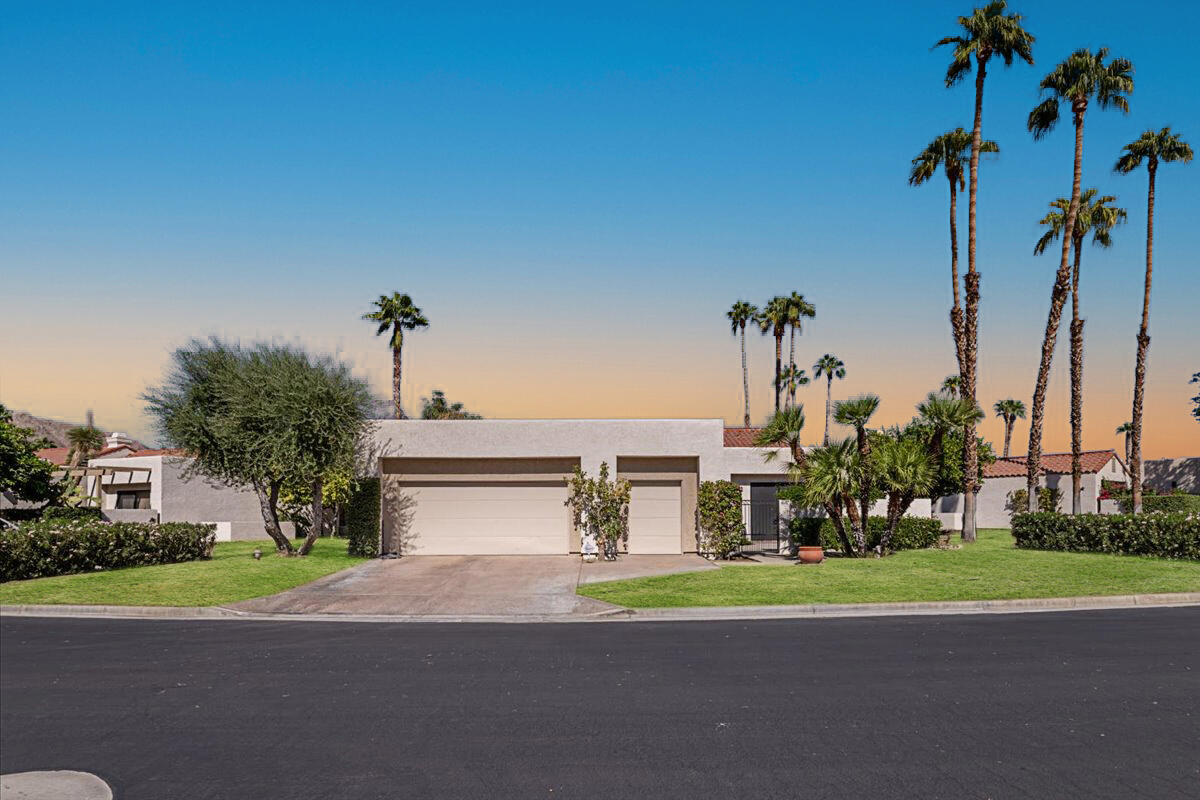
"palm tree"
1115,421,1133,465
776,364,809,409
754,406,808,471
785,292,816,406
909,128,999,377
420,390,481,420
812,354,846,445
1034,188,1126,513
1024,48,1133,511
993,399,1026,458
1114,128,1193,512
941,375,962,397
936,0,1035,539
918,391,985,539
757,297,791,415
363,293,429,419
726,301,758,427
834,394,880,554
799,438,860,557
66,425,105,468
874,437,935,553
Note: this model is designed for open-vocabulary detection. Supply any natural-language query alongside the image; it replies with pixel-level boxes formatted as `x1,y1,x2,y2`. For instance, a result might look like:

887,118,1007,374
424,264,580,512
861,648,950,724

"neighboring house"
1143,457,1200,494
935,450,1129,529
370,419,931,556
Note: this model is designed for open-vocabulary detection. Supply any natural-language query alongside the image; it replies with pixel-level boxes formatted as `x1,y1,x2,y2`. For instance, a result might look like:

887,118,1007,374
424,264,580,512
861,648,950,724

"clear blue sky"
2,1,1197,455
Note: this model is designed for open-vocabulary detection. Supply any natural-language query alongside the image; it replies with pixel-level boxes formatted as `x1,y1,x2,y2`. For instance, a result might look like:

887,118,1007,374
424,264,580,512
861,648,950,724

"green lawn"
0,540,365,607
578,528,1200,608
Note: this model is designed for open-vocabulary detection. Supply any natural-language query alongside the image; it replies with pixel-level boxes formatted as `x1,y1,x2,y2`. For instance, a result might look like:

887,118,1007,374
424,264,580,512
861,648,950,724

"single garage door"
401,480,569,555
626,480,682,554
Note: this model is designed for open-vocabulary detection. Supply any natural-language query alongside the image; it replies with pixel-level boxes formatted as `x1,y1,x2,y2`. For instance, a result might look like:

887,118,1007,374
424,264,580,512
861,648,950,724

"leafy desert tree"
799,438,860,556
726,300,759,427
1025,47,1133,511
144,339,373,555
993,398,1026,458
936,0,1035,540
834,394,881,553
363,292,429,419
1115,421,1133,464
420,389,482,420
785,292,816,408
66,425,105,468
0,404,61,506
754,405,808,472
812,354,846,445
1114,128,1193,511
756,296,791,416
908,127,999,377
1034,188,1126,512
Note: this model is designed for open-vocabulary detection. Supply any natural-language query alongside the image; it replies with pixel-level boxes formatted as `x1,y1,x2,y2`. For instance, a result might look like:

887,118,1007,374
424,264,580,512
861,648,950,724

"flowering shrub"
0,520,216,582
697,480,746,559
566,463,630,557
1012,512,1199,560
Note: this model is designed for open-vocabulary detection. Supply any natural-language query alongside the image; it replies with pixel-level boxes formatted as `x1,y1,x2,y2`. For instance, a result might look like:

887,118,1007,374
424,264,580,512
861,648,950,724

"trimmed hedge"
346,477,381,557
698,480,746,559
790,516,941,552
1115,494,1200,514
1012,512,1200,560
41,506,104,522
0,520,216,582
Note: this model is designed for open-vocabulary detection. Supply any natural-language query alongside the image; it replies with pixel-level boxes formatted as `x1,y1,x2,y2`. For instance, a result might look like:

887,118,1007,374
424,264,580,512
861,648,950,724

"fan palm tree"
918,391,985,540
776,364,810,410
757,297,791,415
66,425,106,468
1034,188,1126,513
812,354,846,445
874,437,936,554
1115,421,1133,465
363,293,429,419
726,301,759,427
834,394,880,553
993,399,1026,458
1024,47,1133,511
799,438,860,557
785,293,816,403
754,406,808,471
909,128,999,377
1114,127,1193,512
936,0,1035,539
941,375,962,397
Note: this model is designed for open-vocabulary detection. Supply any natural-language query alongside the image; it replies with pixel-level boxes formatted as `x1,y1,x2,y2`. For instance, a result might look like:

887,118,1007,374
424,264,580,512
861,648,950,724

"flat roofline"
371,417,727,423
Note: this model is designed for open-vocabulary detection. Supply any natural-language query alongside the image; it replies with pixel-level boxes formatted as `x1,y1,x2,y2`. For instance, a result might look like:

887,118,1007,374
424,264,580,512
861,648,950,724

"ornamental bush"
346,477,381,557
1012,512,1200,560
789,516,940,552
0,520,216,582
1115,494,1200,514
697,480,746,559
40,506,104,522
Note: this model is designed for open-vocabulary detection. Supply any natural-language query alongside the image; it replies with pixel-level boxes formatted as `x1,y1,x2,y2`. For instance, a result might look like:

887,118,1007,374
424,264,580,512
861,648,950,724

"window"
115,490,150,510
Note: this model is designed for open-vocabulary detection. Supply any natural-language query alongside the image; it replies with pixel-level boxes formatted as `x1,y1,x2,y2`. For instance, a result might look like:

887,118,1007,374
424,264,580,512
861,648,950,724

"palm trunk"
1002,418,1013,459
740,324,751,427
1069,236,1084,515
297,476,323,556
1124,432,1131,466
948,176,966,377
1130,161,1156,514
856,427,871,553
824,498,855,557
391,335,404,420
823,377,833,446
1027,106,1087,511
773,334,783,415
960,55,988,543
843,493,865,555
254,481,294,554
788,327,797,408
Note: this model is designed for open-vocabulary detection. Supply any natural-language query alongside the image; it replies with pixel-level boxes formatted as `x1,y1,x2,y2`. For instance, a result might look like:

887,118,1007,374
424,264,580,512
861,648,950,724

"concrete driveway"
230,554,715,618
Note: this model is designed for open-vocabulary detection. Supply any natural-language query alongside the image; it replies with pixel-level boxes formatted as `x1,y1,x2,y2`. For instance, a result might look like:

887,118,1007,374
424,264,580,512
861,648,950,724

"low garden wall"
1012,512,1199,560
0,519,217,582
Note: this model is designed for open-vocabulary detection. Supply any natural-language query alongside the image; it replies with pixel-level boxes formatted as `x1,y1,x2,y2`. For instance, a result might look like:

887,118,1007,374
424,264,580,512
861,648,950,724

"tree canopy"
0,404,61,506
421,390,482,420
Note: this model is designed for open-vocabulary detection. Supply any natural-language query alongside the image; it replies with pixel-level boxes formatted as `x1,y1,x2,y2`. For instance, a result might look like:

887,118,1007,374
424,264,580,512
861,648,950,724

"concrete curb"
1,770,113,800
2,593,1197,623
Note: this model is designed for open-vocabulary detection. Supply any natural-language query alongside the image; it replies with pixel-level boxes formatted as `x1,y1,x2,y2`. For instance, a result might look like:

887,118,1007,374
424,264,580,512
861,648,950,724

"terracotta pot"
796,546,825,564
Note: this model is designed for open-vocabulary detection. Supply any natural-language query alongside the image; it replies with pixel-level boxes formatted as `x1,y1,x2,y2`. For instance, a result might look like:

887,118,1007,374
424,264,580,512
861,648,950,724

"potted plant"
789,517,825,564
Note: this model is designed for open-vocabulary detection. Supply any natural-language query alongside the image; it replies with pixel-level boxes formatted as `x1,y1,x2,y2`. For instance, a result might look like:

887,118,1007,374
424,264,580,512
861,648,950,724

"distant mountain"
10,410,146,450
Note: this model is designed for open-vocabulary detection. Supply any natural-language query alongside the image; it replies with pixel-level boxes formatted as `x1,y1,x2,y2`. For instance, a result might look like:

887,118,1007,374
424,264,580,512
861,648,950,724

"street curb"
2,593,1197,623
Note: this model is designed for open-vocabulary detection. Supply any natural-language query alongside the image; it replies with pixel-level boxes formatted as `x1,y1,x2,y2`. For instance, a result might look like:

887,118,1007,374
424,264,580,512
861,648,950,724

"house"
369,419,931,556
935,450,1129,529
1143,457,1200,494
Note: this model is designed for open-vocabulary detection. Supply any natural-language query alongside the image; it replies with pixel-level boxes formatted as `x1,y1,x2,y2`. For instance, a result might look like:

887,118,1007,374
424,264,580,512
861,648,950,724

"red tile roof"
985,450,1120,478
724,427,764,447
35,447,72,466
129,449,187,457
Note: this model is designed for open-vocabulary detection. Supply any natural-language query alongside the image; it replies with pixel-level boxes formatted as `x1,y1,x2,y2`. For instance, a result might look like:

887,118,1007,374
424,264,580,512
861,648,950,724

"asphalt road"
2,609,1198,799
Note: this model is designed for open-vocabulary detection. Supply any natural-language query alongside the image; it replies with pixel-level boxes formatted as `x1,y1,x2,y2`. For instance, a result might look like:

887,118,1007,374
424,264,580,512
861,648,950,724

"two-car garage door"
400,481,569,555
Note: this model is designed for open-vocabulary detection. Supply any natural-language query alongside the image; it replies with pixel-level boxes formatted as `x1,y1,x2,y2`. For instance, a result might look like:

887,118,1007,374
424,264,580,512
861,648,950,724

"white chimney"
105,431,135,450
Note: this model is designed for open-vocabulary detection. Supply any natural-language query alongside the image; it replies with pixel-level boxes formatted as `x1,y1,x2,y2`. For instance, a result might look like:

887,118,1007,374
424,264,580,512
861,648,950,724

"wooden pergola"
53,465,153,508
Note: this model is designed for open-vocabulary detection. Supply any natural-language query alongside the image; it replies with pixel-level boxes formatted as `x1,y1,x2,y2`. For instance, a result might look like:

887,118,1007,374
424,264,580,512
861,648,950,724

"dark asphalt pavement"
2,609,1198,799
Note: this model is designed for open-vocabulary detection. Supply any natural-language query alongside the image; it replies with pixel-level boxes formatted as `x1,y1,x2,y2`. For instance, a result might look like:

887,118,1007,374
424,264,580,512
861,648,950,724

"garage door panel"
399,480,569,555
627,482,682,554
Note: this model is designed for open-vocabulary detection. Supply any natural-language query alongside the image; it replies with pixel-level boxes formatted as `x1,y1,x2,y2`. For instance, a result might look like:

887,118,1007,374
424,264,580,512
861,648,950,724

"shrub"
0,520,216,582
1115,494,1200,514
697,480,746,559
1007,487,1062,517
1012,512,1200,560
789,516,940,552
346,477,381,557
41,506,104,522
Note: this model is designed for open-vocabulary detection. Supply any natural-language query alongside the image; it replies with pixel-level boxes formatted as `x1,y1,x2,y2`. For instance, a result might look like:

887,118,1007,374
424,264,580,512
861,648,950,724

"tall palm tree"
66,425,105,468
936,0,1035,539
812,354,845,445
834,394,880,554
1024,48,1133,511
1034,188,1126,513
726,301,758,427
941,375,962,397
363,293,429,419
754,406,808,472
776,364,810,410
918,391,985,537
785,292,816,404
1114,127,1193,513
1115,421,1133,465
993,398,1026,458
909,127,999,377
757,297,791,415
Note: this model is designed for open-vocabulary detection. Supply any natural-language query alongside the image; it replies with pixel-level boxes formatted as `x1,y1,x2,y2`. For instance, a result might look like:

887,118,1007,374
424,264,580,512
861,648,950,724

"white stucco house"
369,419,930,556
935,449,1129,529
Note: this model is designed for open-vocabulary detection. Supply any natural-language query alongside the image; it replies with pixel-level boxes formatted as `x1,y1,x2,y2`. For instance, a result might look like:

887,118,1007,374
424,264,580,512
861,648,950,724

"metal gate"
741,499,781,553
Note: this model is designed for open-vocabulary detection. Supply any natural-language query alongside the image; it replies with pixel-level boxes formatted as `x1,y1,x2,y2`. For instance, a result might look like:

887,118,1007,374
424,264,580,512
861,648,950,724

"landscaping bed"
0,540,365,607
577,528,1200,608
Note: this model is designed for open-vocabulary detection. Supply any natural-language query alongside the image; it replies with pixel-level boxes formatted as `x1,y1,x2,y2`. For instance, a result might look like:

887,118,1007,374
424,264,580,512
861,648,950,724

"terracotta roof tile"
35,447,72,466
984,450,1120,478
724,427,764,447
